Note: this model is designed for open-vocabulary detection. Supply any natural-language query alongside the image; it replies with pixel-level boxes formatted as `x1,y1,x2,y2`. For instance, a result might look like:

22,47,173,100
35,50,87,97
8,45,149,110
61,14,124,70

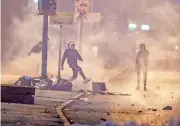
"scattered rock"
100,118,107,121
131,104,135,107
157,86,160,89
69,120,75,124
44,108,50,113
163,106,172,110
138,111,142,113
107,112,110,115
152,108,157,111
79,98,88,101
172,97,174,99
16,122,21,125
143,95,146,97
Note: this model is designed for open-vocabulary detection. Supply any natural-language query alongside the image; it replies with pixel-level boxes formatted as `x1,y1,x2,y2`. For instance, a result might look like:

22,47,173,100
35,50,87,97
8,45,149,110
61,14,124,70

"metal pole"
78,17,83,55
58,24,63,80
41,14,49,79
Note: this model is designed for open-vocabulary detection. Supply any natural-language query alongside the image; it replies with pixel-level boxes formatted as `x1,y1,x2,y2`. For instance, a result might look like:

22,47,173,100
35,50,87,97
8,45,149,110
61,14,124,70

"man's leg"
71,64,91,83
136,68,141,90
143,68,148,91
73,65,86,80
69,66,78,82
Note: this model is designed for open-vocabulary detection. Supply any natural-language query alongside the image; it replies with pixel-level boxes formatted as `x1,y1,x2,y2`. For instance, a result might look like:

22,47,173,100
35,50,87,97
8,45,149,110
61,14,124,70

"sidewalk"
1,90,84,126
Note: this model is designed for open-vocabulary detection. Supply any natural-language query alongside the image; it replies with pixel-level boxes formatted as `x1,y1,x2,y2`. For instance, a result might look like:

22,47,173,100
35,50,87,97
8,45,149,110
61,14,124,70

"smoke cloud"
2,1,180,91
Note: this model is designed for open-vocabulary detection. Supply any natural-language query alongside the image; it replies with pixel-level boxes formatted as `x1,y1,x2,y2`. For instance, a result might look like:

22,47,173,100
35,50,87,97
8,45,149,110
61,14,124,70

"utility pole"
78,17,84,55
57,24,63,80
41,14,49,79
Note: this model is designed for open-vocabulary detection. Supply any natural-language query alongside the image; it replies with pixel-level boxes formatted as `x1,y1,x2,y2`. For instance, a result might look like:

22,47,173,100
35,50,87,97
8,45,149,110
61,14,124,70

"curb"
56,92,85,126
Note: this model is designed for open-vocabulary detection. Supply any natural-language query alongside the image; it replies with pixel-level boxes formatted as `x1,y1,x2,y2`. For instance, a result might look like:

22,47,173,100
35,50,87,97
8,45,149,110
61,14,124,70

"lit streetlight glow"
175,45,179,50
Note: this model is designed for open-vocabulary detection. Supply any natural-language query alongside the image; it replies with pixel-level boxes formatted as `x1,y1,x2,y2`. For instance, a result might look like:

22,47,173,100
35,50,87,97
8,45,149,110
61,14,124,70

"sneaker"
144,87,147,91
136,86,140,90
83,78,91,84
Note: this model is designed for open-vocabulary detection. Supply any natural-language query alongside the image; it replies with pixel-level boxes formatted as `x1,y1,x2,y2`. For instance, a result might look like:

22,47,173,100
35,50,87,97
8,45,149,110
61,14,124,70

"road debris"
131,104,135,107
163,106,173,110
152,108,157,111
79,98,88,101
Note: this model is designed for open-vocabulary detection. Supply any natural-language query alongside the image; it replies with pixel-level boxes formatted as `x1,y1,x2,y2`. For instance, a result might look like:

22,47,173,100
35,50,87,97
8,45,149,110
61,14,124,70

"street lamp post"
41,14,49,79
57,24,63,80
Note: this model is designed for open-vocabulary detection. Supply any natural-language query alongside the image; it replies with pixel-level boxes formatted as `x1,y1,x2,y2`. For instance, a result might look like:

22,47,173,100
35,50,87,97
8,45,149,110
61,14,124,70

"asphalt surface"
63,71,180,126
1,90,82,126
64,93,180,125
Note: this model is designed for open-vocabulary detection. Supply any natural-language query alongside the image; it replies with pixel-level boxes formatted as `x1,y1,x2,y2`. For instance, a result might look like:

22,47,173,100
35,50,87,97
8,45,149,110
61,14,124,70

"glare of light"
92,46,98,57
128,23,137,30
175,45,179,50
33,0,38,3
141,24,150,31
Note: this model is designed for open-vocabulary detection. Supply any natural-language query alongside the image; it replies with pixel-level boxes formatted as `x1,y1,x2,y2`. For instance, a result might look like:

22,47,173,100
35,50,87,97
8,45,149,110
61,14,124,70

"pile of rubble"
13,75,72,91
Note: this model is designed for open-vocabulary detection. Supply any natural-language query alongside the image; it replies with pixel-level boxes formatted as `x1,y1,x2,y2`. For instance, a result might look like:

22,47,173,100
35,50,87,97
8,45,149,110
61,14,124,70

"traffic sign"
38,0,56,15
74,12,102,23
75,0,89,19
49,12,74,24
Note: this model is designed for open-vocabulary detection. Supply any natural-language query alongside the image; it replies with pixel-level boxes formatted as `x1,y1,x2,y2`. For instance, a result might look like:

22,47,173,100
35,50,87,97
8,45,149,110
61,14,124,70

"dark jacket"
61,49,83,66
136,50,149,67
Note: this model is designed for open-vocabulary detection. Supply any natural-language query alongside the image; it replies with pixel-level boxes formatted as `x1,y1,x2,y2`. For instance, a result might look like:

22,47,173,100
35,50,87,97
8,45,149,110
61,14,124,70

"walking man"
135,43,149,91
61,41,91,83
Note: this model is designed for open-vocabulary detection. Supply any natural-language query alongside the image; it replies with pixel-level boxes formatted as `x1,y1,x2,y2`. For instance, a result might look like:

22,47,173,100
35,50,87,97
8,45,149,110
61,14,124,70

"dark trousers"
69,64,86,80
137,67,148,87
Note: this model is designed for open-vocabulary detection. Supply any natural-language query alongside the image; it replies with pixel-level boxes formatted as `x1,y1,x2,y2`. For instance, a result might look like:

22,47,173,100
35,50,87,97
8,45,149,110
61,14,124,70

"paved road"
63,71,180,126
1,90,82,126
64,93,180,125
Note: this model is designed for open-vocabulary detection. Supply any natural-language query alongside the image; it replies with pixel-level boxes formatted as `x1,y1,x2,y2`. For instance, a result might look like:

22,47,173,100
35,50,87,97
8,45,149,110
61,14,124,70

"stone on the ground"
163,106,172,110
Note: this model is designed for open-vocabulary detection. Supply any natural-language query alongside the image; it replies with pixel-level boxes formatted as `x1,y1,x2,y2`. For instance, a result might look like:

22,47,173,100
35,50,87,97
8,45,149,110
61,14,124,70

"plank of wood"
1,85,35,95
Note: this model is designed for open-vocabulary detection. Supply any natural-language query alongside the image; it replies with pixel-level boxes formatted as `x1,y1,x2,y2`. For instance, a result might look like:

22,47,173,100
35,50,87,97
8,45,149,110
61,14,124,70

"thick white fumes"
2,1,180,91
2,2,106,86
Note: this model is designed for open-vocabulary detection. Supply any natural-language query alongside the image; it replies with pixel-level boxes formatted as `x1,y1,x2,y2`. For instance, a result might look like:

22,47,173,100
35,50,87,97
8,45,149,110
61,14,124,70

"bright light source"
175,45,179,50
33,0,38,3
92,46,99,57
141,24,150,31
128,23,137,30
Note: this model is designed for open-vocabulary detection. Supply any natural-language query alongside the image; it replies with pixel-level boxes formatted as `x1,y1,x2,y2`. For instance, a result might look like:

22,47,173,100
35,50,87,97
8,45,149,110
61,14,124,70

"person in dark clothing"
135,43,149,91
61,41,91,83
28,41,42,56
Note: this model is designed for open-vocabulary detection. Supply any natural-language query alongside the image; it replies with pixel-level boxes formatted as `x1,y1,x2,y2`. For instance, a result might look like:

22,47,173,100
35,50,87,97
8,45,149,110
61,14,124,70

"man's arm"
146,50,150,59
61,49,68,67
136,51,140,65
135,51,140,69
28,48,34,56
76,50,83,61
